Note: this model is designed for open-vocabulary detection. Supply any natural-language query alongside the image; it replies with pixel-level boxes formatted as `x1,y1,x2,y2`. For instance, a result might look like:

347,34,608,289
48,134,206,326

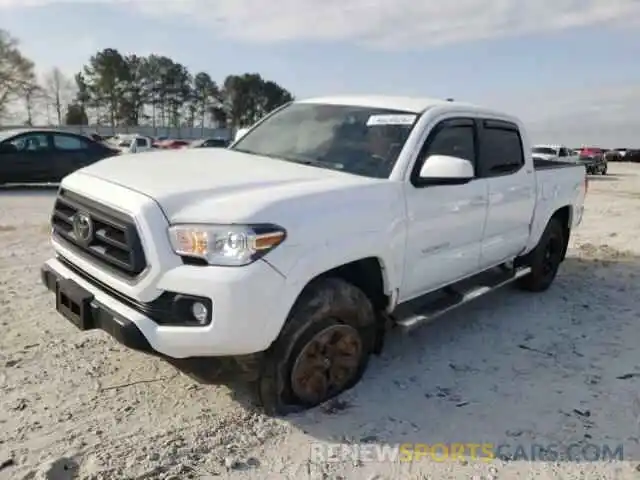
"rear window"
532,147,556,155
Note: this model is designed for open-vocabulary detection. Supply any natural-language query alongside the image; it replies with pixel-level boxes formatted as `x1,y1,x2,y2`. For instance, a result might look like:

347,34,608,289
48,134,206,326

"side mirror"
418,154,474,185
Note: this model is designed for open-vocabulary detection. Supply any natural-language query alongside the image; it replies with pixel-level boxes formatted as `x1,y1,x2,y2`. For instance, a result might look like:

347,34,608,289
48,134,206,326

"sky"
1,0,639,147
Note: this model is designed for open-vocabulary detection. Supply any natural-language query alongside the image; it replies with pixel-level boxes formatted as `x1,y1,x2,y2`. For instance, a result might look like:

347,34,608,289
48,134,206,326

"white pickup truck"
41,95,587,414
108,134,154,154
531,144,579,163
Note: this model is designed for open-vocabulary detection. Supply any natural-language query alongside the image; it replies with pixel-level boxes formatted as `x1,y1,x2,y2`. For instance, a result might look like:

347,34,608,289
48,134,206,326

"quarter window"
53,134,89,151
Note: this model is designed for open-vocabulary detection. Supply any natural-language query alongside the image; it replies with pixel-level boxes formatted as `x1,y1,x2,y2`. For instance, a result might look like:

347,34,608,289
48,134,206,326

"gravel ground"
1,163,640,479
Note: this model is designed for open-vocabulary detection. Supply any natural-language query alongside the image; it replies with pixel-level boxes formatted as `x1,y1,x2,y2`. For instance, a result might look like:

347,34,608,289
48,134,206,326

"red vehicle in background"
153,139,190,150
577,146,607,175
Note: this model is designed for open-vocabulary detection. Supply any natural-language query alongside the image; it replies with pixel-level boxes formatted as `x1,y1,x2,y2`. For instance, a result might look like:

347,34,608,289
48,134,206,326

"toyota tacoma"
41,95,587,414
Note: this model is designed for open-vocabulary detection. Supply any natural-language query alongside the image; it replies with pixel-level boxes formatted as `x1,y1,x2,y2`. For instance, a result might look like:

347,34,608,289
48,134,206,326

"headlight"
167,223,286,266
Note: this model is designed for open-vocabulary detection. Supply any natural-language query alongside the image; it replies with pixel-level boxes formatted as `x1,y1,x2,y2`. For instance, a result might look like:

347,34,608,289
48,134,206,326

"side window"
411,119,476,186
478,125,524,177
136,137,147,147
53,134,89,151
558,147,567,157
424,125,475,162
9,133,49,152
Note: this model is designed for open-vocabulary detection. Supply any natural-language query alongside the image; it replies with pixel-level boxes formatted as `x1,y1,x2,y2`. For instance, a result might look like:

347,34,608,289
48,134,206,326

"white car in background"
613,148,628,159
107,134,154,154
531,144,578,163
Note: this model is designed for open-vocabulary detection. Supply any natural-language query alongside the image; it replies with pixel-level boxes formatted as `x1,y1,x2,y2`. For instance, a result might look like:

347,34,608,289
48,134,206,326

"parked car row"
103,134,231,152
0,128,121,184
531,144,607,175
0,128,233,185
602,148,640,162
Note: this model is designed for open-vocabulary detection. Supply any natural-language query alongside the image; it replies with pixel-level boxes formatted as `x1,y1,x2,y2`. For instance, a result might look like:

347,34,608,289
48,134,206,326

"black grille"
51,189,147,277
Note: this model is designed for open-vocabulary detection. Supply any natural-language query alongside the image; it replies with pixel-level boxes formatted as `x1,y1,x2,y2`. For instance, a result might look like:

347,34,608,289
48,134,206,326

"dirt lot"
1,164,640,479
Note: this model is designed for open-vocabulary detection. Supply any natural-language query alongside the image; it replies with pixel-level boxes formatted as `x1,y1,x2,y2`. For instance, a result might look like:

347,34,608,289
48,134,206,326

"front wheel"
256,277,376,415
517,217,565,292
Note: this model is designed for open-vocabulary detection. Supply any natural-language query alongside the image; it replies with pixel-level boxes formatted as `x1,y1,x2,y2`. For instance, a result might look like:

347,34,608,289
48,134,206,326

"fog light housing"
191,302,209,324
168,294,212,326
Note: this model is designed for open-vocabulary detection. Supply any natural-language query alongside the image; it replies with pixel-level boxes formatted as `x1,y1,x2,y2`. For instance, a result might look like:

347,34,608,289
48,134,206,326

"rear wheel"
256,277,376,415
517,217,565,292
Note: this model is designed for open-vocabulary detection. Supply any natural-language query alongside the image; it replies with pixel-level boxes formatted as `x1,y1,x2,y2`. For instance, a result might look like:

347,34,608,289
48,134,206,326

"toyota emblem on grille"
72,212,93,245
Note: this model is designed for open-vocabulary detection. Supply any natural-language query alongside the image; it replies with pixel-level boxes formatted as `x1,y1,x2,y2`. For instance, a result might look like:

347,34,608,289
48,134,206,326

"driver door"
400,118,489,301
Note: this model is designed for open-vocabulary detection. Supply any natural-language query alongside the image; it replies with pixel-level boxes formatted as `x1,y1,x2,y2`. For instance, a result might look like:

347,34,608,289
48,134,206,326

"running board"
393,265,531,332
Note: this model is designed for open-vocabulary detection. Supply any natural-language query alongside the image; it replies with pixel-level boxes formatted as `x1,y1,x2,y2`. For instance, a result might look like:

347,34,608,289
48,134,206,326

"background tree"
118,54,147,126
73,73,91,121
43,67,74,125
21,83,43,126
2,29,296,130
192,71,220,131
0,29,36,122
65,102,89,125
222,73,294,128
82,48,130,127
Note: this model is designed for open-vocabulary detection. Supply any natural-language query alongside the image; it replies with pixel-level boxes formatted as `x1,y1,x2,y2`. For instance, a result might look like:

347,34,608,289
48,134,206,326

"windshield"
230,102,419,178
118,141,131,147
531,147,557,155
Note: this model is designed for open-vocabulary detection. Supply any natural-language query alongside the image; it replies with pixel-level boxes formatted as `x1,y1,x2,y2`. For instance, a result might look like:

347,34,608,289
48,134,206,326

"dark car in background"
626,149,640,163
604,149,622,162
189,138,230,148
577,147,607,175
0,128,120,185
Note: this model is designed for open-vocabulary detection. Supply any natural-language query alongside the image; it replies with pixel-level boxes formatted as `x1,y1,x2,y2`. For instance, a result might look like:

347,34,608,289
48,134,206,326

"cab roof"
297,94,510,118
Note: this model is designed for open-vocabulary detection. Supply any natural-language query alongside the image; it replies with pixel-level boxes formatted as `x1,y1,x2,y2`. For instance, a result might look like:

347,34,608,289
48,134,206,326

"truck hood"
75,148,394,224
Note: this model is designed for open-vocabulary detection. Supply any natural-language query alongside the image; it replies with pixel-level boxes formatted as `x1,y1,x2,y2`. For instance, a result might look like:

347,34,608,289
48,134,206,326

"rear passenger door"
476,119,535,268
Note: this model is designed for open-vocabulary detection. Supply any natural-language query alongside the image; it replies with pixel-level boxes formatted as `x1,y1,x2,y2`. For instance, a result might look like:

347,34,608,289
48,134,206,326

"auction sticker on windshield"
366,114,417,126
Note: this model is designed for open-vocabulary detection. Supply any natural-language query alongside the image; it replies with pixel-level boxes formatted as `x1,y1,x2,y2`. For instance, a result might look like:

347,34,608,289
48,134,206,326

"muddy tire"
516,217,565,292
255,277,377,416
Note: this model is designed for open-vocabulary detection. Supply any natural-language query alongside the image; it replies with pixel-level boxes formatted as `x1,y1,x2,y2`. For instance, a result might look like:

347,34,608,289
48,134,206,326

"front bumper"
41,255,288,358
42,262,154,353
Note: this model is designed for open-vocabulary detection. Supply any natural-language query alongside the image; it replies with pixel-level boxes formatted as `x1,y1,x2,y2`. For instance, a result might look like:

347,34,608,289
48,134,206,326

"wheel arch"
550,205,572,260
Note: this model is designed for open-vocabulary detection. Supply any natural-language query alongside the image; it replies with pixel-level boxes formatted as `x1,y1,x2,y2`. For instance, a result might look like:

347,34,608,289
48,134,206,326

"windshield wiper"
232,148,344,171
286,156,344,171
